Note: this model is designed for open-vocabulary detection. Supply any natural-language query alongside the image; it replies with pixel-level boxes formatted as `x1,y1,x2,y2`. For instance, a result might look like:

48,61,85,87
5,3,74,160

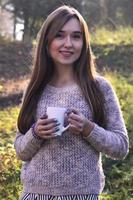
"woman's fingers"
68,113,83,134
35,126,59,139
38,121,60,131
68,123,84,135
67,108,80,115
69,125,81,134
39,117,58,125
68,112,83,127
34,117,60,139
69,118,83,129
38,126,60,137
67,109,87,134
68,112,81,122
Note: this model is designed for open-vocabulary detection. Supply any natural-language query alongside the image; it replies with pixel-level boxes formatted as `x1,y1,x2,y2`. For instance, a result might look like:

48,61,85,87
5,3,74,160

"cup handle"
62,124,70,132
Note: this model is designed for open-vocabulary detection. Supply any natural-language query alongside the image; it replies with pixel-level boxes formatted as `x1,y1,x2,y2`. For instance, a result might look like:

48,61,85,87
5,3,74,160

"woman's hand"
34,114,60,139
67,109,94,137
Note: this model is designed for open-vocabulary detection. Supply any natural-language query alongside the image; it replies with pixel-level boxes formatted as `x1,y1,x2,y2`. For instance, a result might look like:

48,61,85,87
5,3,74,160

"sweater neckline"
46,83,79,92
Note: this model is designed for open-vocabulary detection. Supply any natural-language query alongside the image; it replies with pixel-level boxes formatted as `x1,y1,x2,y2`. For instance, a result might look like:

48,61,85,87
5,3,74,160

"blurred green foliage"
0,107,19,146
0,144,22,200
91,26,133,45
103,73,133,199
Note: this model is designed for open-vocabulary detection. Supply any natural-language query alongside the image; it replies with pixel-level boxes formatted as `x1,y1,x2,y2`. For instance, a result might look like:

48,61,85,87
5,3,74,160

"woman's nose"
64,36,72,47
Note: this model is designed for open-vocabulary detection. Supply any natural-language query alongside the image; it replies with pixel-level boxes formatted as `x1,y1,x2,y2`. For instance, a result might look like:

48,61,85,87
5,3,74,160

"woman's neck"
50,66,77,87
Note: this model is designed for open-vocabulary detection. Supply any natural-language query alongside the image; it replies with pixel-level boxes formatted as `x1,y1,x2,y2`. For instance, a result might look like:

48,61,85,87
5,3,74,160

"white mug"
47,106,69,136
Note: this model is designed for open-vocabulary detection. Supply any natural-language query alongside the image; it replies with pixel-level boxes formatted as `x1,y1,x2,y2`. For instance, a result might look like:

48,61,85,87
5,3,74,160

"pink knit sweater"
14,76,129,195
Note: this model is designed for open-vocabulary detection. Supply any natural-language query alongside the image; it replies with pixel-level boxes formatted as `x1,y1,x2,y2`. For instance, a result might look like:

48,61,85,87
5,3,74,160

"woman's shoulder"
94,75,115,95
95,75,110,84
95,75,112,89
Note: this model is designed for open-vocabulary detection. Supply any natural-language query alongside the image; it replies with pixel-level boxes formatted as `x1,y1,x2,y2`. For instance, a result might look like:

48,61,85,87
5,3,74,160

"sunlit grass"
104,72,133,135
0,106,20,146
91,26,133,45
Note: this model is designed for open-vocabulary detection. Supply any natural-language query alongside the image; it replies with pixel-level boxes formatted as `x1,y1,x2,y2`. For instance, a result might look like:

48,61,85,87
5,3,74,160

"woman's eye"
73,34,81,39
55,33,64,38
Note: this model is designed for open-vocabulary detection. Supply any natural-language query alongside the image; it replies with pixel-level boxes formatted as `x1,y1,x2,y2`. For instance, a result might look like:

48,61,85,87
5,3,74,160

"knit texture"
14,76,129,195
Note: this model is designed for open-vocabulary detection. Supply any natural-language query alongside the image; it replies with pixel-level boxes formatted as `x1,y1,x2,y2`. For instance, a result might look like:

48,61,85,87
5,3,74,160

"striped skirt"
20,194,100,200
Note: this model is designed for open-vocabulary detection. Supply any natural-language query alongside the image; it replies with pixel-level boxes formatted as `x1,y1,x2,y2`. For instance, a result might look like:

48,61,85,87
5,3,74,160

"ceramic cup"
47,106,69,136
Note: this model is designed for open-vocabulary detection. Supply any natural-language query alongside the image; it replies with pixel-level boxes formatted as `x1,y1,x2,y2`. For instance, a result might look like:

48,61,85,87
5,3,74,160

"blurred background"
0,0,133,199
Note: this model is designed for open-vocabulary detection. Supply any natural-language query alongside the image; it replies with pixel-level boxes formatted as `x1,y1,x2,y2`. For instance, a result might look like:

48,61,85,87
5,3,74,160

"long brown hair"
18,5,105,134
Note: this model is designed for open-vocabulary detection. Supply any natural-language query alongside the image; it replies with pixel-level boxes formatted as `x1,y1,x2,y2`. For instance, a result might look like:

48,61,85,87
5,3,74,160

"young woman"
14,5,129,200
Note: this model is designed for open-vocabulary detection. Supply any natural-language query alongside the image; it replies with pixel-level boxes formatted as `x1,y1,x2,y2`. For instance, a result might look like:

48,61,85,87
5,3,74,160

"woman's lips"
59,50,73,57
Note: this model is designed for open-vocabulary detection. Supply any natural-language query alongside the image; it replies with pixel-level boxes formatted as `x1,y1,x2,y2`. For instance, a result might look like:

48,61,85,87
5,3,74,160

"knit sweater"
14,76,129,195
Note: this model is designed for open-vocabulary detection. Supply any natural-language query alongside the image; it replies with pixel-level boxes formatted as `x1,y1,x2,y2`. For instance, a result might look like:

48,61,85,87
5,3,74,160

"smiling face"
49,17,83,68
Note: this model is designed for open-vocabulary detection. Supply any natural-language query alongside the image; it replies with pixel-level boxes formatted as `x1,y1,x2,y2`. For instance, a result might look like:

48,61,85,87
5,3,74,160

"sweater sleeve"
84,77,129,160
14,128,44,161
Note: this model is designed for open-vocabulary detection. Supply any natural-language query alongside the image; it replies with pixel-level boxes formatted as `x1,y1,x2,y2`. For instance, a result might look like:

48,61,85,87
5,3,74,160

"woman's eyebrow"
73,31,82,34
59,30,82,34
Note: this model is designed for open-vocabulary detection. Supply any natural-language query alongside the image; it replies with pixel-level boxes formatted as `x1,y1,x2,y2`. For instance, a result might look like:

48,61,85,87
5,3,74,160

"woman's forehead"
60,18,82,33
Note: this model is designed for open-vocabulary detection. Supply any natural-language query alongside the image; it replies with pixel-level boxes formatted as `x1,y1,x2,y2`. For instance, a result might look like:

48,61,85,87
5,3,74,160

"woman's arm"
14,128,44,161
68,77,129,160
14,115,60,161
84,78,129,160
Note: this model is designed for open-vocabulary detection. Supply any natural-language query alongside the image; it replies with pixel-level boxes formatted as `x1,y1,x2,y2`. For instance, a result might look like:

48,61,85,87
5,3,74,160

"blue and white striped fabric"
20,194,100,200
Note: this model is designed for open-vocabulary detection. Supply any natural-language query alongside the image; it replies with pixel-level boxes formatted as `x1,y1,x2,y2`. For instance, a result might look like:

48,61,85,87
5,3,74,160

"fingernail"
66,109,71,114
56,122,60,126
55,127,60,132
40,114,47,119
53,133,58,136
53,118,58,122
